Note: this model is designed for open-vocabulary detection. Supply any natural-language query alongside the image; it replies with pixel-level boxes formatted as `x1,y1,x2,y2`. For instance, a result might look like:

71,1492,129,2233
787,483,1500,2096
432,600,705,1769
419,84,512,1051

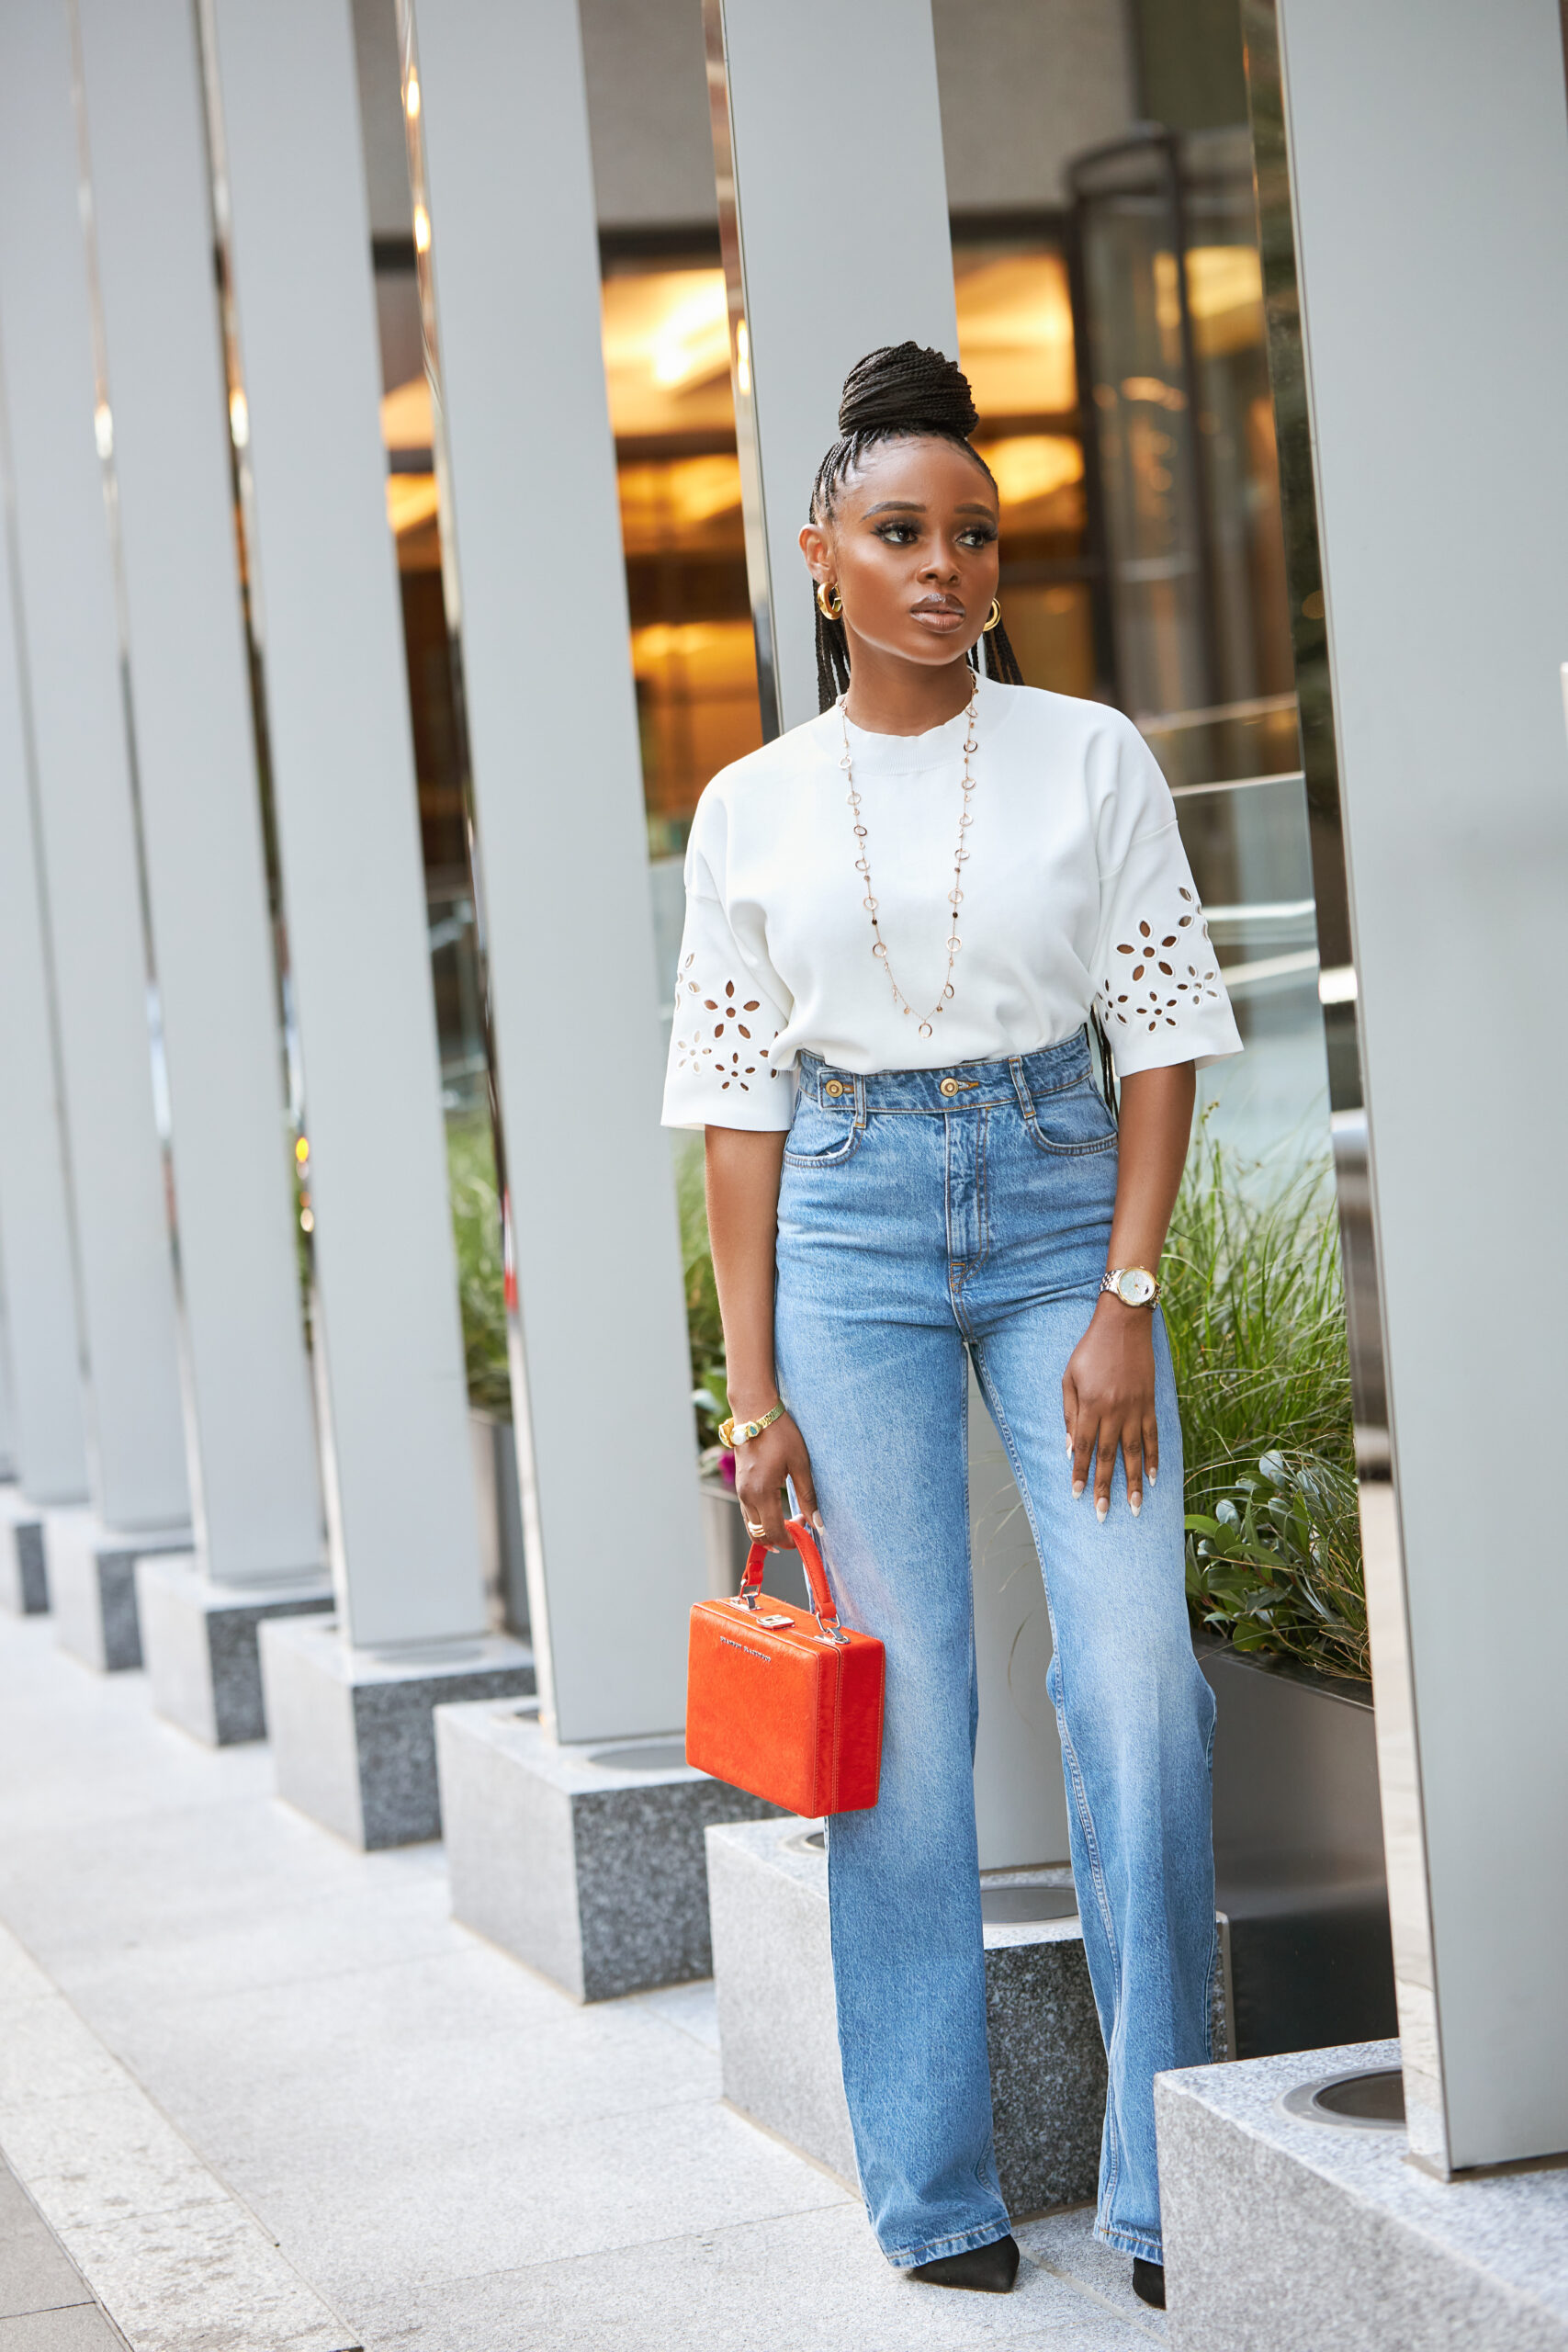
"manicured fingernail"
1071,1478,1084,1498
1096,1497,1109,1522
1065,1434,1073,1455
1130,1495,1141,1517
1148,1468,1157,1486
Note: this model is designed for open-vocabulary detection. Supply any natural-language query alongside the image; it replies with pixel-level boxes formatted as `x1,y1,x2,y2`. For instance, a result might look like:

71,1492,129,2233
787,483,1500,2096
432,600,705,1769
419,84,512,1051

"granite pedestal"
434,1701,779,2002
135,1552,334,1746
48,1509,193,1670
0,1485,48,1614
1156,2038,1568,2349
258,1613,534,1849
705,1815,1156,2212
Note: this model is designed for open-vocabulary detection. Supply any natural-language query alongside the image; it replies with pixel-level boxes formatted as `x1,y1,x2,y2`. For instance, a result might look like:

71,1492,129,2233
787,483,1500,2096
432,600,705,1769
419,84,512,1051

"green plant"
1162,1126,1355,1521
1186,1448,1369,1680
674,1138,730,1449
446,1115,512,1417
1162,1124,1363,1676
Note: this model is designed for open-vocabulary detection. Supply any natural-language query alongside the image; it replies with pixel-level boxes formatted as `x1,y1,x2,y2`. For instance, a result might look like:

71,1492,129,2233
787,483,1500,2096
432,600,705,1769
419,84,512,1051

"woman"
662,344,1241,2307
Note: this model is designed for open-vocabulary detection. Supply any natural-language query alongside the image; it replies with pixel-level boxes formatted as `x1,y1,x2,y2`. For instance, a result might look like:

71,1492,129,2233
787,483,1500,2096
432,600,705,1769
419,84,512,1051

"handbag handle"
739,1516,848,1645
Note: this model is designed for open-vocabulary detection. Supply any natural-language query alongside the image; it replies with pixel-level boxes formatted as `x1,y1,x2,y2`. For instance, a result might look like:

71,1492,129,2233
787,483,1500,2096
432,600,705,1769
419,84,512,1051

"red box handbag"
685,1516,885,1816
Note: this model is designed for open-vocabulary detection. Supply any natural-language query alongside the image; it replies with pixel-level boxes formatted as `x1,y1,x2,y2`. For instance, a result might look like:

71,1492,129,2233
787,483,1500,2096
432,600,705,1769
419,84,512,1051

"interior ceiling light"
649,276,730,388
93,401,113,459
974,434,1083,508
600,268,737,439
405,72,421,119
413,203,431,254
229,387,250,447
954,253,1077,417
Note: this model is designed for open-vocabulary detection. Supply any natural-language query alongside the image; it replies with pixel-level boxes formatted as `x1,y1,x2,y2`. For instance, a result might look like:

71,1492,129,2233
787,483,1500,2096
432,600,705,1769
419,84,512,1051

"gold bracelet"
719,1402,785,1446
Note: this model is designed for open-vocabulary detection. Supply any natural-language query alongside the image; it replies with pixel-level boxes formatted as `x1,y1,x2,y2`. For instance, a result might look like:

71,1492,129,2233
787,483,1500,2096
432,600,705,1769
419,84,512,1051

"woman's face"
799,435,999,673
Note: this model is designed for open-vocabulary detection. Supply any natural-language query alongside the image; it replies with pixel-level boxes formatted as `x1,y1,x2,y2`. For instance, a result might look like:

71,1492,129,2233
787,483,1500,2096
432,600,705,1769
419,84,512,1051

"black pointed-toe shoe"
909,2233,1021,2294
1132,2257,1166,2309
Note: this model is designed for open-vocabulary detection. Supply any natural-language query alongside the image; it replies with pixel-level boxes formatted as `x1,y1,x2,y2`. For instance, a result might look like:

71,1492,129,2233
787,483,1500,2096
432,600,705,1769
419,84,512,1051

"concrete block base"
49,1509,193,1670
0,1485,49,1614
705,1816,1113,2211
1157,2039,1568,2350
434,1702,779,2001
258,1612,534,1849
135,1553,333,1745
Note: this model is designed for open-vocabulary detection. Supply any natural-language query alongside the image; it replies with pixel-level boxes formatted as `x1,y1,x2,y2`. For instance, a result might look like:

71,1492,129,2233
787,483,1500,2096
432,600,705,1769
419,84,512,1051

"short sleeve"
1089,729,1243,1078
661,815,795,1131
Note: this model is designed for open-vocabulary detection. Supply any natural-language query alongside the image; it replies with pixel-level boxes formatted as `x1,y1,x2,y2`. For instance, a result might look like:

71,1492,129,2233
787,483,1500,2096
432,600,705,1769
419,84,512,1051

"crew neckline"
828,672,1019,773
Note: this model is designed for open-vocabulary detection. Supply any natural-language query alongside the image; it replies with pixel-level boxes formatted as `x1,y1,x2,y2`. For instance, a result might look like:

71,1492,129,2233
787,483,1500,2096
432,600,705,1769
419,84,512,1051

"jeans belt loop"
1008,1056,1033,1120
854,1072,867,1127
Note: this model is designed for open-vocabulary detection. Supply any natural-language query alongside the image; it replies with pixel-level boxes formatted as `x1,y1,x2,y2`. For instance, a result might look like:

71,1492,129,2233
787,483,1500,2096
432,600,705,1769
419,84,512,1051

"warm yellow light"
1121,375,1186,410
600,268,737,439
736,318,750,397
380,375,434,451
93,401,113,460
294,1136,309,1163
229,387,249,447
405,73,421,119
648,276,729,389
975,435,1083,508
299,1208,314,1234
385,473,440,537
617,455,742,553
955,253,1077,418
413,204,431,254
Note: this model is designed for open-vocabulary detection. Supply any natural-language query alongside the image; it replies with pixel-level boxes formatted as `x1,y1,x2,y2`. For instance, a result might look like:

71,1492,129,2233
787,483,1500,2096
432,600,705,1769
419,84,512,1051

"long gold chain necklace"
838,673,980,1039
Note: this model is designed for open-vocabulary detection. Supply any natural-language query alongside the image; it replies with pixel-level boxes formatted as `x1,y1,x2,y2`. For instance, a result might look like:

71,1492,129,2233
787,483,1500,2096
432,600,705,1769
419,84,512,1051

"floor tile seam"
0,2162,131,2350
0,1931,356,2350
329,2194,872,2309
1021,2248,1164,2340
29,1931,515,2022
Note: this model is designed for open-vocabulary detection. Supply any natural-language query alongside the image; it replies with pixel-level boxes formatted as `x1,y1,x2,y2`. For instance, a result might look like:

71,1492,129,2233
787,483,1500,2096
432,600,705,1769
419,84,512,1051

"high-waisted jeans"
773,1031,1216,2268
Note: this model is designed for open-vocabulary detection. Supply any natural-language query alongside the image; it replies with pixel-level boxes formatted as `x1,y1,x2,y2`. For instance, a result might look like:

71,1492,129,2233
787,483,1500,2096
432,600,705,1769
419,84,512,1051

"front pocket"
783,1100,863,1168
1023,1076,1119,1157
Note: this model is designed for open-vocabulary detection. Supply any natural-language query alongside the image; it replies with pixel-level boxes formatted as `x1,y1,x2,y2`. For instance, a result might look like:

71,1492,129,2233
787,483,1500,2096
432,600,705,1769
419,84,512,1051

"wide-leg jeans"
772,1032,1216,2268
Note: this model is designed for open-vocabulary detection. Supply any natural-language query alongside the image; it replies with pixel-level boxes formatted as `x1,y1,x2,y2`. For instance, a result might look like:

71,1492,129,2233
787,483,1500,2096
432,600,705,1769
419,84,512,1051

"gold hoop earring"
816,582,843,621
983,597,1002,632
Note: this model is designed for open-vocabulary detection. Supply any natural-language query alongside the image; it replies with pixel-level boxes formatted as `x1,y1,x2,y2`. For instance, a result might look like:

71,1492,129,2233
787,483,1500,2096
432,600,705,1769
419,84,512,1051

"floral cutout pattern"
672,956,783,1093
1094,887,1222,1036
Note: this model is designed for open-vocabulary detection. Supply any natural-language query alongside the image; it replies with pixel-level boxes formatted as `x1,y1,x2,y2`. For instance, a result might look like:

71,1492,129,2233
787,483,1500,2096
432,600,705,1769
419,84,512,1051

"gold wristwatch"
1100,1266,1160,1308
719,1402,786,1446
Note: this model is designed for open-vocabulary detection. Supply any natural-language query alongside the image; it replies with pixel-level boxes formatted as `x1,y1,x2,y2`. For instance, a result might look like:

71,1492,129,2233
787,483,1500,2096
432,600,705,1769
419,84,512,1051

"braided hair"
810,342,1025,711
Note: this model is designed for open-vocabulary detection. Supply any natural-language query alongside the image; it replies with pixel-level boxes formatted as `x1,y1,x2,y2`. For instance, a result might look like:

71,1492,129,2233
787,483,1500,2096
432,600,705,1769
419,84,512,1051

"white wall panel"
206,0,482,1645
75,0,322,1587
0,0,188,1533
1276,0,1568,2170
0,336,88,1508
410,0,703,1741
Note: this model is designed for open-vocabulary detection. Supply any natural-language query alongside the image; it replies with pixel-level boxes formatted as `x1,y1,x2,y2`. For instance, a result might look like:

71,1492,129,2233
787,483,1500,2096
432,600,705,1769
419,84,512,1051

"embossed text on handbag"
685,1516,885,1816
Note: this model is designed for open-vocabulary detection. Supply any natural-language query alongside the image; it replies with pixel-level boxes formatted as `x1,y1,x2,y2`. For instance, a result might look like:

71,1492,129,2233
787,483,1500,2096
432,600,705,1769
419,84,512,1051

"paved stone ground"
0,1610,1164,2351
0,2153,127,2350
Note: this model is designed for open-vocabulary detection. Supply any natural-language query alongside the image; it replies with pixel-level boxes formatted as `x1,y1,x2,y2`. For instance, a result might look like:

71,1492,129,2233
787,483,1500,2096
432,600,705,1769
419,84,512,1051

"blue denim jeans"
773,1031,1215,2268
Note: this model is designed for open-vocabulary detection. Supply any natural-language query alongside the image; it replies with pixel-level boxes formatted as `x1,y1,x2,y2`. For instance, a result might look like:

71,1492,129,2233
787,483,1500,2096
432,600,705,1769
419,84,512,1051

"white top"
661,673,1242,1132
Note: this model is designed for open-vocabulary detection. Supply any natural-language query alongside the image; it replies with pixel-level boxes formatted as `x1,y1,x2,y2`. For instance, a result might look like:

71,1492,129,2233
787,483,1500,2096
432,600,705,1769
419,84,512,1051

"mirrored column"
402,0,702,1746
0,334,88,1519
0,3,190,1576
1270,0,1568,2173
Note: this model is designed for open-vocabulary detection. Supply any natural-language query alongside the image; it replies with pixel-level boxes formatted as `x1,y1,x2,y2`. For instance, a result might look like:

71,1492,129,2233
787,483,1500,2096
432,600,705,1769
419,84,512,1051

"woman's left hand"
1063,1297,1158,1521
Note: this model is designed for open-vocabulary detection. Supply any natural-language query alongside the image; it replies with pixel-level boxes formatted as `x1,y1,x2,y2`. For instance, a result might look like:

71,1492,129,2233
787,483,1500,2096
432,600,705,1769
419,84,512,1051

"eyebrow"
861,498,998,517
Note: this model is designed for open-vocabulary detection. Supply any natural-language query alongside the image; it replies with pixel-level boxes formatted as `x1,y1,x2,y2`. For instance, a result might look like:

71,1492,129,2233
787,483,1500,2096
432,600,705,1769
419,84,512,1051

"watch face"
1117,1268,1156,1306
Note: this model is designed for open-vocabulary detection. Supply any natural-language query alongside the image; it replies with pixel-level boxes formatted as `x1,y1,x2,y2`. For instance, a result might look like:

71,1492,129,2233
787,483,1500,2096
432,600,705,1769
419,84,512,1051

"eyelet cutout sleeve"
662,885,795,1131
1089,726,1243,1078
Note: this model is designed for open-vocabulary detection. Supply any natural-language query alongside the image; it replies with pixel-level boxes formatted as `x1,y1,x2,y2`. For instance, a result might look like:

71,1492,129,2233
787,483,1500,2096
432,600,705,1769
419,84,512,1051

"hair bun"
838,342,978,441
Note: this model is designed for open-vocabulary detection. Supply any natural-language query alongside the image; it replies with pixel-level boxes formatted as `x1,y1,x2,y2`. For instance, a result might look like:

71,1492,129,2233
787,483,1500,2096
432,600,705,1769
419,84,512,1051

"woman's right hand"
732,1407,818,1551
